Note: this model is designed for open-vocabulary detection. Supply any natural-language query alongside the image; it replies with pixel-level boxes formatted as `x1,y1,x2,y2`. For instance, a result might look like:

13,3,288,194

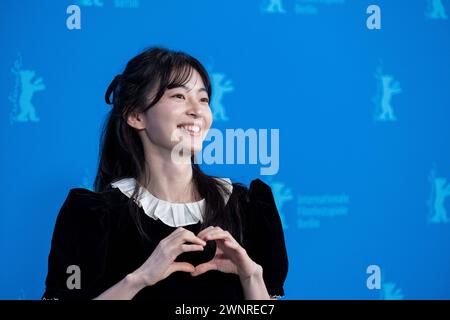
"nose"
186,99,205,119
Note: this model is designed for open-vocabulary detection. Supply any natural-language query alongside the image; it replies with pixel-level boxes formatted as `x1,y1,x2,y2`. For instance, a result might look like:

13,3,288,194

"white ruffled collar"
111,177,232,227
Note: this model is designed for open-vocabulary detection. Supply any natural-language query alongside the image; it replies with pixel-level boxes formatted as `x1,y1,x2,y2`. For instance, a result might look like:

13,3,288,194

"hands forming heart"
133,226,261,288
189,226,260,280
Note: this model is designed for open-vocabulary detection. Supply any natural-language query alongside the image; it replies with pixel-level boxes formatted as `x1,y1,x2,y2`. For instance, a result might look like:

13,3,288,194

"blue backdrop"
1,0,449,299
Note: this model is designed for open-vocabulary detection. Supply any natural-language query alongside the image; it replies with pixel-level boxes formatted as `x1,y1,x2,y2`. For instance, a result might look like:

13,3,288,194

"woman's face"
140,69,213,156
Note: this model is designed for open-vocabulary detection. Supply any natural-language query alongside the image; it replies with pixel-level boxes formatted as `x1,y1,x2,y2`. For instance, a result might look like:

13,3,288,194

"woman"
42,47,288,300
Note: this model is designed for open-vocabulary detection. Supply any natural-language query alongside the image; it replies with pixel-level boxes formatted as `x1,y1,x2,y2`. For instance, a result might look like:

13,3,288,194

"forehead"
168,68,206,90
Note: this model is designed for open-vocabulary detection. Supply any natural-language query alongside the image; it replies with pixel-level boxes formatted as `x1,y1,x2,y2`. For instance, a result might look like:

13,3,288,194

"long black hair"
94,47,244,244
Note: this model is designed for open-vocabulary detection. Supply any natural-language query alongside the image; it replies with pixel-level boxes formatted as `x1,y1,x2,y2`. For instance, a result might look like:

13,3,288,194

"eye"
172,93,185,100
201,97,210,103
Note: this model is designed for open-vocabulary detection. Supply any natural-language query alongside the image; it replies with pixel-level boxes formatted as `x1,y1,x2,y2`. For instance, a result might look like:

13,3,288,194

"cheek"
144,106,182,144
204,107,213,129
144,110,169,140
144,116,163,142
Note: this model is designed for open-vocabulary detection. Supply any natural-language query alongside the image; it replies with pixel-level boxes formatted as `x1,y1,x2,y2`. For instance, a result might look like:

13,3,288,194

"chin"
189,144,203,154
172,141,203,157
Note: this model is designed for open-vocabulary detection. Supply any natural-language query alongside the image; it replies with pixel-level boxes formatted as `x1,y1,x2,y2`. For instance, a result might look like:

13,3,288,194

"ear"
126,112,146,130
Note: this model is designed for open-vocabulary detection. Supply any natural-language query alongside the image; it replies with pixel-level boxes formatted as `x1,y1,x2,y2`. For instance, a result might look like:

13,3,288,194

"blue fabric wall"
1,0,449,299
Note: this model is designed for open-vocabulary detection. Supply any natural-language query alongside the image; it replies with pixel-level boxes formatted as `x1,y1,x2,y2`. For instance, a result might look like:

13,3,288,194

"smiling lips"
177,123,202,137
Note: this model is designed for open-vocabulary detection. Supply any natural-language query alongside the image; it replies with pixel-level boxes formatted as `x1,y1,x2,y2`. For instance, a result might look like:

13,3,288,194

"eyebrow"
168,84,207,93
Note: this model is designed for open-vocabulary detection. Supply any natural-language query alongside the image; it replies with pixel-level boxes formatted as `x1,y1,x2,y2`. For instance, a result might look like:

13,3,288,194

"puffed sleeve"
42,188,111,300
243,179,289,298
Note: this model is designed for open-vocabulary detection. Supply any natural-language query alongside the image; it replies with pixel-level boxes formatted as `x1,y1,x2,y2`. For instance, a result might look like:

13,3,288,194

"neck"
139,138,199,203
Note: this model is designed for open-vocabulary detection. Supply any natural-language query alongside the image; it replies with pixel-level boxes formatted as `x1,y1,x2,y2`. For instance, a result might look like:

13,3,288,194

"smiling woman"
42,47,288,301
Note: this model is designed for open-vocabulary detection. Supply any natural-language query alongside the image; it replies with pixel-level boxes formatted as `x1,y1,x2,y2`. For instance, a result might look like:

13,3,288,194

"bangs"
166,63,196,91
163,53,211,98
142,50,212,111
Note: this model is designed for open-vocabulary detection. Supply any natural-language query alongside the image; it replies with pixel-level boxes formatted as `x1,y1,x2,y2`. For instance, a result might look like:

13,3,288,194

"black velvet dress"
42,179,288,300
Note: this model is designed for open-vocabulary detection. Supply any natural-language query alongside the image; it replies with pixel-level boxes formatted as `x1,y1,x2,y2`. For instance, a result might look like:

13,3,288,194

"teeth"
179,125,201,133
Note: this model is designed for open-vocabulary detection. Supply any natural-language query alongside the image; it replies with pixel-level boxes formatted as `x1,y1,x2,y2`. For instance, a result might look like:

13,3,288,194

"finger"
179,244,205,254
191,262,217,277
170,262,196,274
198,228,224,240
203,230,233,242
167,227,186,240
197,226,215,238
176,230,206,246
173,227,186,234
223,239,240,250
200,226,222,234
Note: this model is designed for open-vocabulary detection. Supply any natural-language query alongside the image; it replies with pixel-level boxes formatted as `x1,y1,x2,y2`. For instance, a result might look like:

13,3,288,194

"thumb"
170,262,195,274
191,262,217,277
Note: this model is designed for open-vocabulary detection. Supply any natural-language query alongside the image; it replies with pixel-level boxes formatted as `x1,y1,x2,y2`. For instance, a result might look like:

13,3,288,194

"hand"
133,227,206,287
191,226,261,280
